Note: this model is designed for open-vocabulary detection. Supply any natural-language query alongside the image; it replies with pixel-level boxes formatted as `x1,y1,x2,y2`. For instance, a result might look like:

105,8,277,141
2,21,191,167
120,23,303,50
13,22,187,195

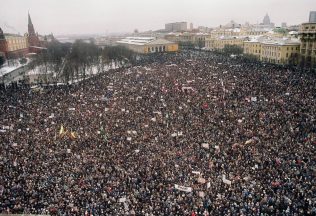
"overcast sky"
0,0,315,35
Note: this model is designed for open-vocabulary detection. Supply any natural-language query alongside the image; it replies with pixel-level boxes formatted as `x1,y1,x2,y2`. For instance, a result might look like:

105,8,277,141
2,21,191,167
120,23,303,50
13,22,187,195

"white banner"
174,184,192,192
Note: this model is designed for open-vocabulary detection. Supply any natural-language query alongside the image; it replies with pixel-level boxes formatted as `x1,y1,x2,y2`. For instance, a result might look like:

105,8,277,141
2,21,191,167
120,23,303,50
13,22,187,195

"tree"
178,41,195,50
223,45,243,56
19,58,27,65
0,56,5,67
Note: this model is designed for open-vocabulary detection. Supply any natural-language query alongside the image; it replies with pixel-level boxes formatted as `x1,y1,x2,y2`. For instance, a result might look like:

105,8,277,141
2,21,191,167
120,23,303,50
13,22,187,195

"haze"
0,0,315,35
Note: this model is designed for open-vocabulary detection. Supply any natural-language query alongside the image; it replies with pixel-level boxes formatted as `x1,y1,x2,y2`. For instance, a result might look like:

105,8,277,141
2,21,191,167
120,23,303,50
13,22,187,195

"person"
0,50,315,215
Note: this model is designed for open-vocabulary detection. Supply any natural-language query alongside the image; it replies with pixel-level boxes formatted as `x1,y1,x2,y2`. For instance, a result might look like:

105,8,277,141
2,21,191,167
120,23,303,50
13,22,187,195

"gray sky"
0,0,315,35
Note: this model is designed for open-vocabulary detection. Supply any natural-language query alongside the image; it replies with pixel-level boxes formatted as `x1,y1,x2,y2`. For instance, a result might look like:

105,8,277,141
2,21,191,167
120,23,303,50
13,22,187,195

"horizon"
0,0,315,35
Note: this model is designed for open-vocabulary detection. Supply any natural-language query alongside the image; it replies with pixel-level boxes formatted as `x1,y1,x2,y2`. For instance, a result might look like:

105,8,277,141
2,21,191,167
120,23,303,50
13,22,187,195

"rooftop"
117,37,174,46
245,36,300,46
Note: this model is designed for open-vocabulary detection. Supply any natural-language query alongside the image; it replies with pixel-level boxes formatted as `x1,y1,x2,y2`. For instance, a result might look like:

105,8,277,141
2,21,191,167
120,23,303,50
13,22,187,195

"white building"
117,37,178,53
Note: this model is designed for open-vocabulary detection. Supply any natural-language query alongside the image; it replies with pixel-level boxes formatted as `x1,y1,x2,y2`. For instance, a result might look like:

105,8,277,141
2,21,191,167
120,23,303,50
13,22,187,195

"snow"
0,58,31,77
27,66,55,75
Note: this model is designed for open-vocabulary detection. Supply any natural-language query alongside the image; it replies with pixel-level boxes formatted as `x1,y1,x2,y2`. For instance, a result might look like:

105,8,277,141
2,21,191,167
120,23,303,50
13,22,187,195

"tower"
28,12,41,47
309,11,316,23
263,13,271,25
0,28,4,39
0,27,8,55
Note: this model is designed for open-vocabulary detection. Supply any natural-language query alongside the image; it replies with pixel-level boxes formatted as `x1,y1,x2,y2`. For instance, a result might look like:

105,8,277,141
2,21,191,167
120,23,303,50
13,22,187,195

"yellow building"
210,28,241,38
117,37,178,54
243,41,262,59
205,36,246,51
164,33,209,48
260,40,300,65
299,22,316,69
5,34,28,52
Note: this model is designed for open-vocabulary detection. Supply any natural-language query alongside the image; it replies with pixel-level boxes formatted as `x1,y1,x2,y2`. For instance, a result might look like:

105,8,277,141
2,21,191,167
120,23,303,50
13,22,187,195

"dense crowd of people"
0,51,315,215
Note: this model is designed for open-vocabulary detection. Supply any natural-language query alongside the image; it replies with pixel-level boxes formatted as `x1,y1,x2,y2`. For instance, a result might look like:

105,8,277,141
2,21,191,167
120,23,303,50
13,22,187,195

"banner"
174,184,192,192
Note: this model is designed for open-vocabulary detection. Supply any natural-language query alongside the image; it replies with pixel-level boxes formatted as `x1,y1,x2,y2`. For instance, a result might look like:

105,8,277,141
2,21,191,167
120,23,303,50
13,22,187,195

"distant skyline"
0,0,315,35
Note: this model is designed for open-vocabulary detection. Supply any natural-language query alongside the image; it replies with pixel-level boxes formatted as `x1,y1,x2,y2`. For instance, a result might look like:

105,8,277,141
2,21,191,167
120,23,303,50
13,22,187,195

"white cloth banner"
119,197,126,203
192,171,201,175
174,184,192,192
222,175,232,185
202,143,209,149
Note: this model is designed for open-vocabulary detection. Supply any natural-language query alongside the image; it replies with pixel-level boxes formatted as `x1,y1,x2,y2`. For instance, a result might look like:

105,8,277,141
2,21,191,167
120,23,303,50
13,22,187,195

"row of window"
147,46,166,52
8,40,27,45
305,26,316,30
262,51,296,58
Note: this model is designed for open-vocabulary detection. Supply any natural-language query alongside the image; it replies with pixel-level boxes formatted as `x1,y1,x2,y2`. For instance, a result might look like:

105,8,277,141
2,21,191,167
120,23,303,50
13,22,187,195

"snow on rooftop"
117,37,156,45
117,37,174,46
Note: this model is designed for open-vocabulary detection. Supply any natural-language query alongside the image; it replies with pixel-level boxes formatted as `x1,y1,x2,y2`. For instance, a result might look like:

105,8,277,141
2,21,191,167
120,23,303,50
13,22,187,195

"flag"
70,131,77,139
59,125,65,136
100,125,107,143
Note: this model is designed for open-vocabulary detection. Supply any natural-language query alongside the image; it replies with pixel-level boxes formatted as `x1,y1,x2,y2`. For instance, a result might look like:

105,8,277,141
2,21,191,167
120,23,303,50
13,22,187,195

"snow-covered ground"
0,58,31,78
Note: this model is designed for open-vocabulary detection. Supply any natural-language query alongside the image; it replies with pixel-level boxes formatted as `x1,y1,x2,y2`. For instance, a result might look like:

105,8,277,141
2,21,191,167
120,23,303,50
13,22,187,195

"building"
165,22,187,32
0,28,7,55
117,37,178,54
258,13,275,29
299,22,316,69
164,32,210,48
243,36,301,65
243,36,267,59
190,23,194,31
205,36,246,51
309,11,316,23
260,39,300,65
263,14,271,25
0,28,29,58
28,12,43,53
210,28,241,38
0,13,46,59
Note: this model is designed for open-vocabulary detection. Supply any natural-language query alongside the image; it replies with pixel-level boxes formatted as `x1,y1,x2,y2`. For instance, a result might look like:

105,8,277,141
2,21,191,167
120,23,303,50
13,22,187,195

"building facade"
0,28,7,55
117,37,178,54
309,11,316,23
0,13,45,58
164,33,209,48
0,28,29,58
205,36,246,51
299,22,316,69
260,41,300,65
243,41,262,59
165,22,187,32
243,36,300,65
28,13,41,47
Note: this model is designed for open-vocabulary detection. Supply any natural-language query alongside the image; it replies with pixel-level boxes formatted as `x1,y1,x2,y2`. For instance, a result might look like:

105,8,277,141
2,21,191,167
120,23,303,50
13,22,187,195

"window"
286,53,288,57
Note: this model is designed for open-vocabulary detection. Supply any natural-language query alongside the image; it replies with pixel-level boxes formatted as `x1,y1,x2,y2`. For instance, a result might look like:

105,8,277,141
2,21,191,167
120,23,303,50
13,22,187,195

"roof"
147,38,175,45
261,38,300,46
4,33,25,38
117,37,174,46
245,36,300,46
218,35,247,40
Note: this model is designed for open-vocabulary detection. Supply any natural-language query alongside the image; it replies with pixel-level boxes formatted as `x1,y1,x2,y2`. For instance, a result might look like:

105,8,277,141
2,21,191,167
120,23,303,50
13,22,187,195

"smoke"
0,21,19,34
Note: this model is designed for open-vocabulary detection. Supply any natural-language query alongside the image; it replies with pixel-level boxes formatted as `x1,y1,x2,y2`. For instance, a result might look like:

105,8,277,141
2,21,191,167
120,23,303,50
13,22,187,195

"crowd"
0,51,315,215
